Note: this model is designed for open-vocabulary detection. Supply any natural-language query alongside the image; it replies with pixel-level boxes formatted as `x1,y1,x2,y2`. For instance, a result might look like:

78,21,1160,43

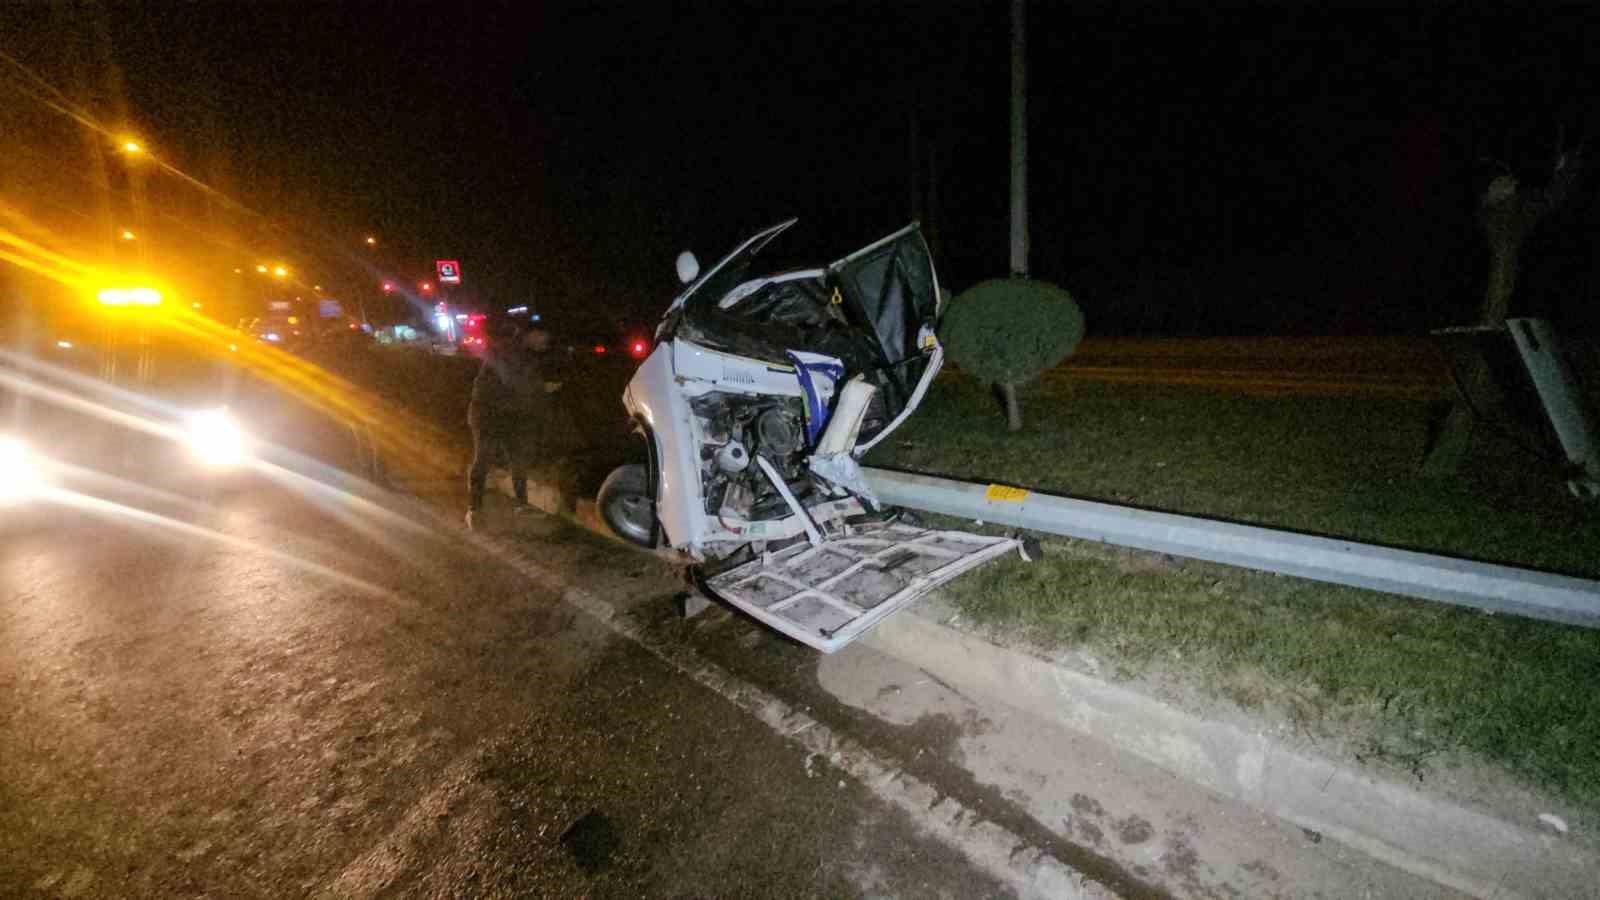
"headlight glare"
186,409,249,468
0,436,43,504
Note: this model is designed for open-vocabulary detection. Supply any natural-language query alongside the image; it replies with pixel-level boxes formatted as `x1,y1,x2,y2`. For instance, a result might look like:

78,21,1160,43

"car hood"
671,220,939,369
666,218,797,318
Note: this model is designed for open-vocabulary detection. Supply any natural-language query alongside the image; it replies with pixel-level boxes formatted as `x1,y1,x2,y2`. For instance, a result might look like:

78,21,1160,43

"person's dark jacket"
468,346,552,432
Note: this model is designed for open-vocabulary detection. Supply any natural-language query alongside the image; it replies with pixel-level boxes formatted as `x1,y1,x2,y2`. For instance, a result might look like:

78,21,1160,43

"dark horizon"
3,1,1597,337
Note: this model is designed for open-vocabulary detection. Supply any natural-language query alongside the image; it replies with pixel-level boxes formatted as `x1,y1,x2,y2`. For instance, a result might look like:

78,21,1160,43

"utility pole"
1009,0,1028,277
909,109,922,224
995,0,1030,431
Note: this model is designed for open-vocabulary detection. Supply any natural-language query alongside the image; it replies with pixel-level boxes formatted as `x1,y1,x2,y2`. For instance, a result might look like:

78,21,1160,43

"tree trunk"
1001,382,1022,431
1479,236,1522,327
1422,199,1530,476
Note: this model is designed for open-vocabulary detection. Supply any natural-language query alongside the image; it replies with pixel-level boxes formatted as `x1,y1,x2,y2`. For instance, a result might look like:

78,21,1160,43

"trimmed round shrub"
939,278,1085,385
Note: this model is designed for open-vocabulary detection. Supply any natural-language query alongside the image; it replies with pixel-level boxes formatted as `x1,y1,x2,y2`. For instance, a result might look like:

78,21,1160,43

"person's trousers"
467,424,532,512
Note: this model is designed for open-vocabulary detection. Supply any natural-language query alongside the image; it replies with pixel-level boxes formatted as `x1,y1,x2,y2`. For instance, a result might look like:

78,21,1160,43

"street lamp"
120,229,136,241
255,264,268,274
419,282,432,293
364,236,377,246
121,140,143,154
272,265,288,278
381,281,394,292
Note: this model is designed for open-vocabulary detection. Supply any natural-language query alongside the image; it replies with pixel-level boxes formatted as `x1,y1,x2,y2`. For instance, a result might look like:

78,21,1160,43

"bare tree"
1422,128,1585,475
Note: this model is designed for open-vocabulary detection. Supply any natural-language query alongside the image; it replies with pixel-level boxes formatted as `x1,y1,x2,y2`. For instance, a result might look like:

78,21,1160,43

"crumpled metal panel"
701,523,1019,653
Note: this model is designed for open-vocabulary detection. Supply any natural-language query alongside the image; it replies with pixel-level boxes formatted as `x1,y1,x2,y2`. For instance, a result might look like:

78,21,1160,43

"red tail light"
629,340,648,358
592,344,607,354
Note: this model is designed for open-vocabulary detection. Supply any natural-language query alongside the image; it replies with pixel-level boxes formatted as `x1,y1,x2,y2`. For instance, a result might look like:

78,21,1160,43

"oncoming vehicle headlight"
0,435,44,504
186,409,250,468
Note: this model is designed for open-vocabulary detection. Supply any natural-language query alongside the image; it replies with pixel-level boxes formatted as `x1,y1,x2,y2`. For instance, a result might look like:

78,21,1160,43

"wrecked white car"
598,220,1022,651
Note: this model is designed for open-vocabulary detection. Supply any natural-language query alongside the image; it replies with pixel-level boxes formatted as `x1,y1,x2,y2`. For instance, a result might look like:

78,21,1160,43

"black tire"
597,463,657,547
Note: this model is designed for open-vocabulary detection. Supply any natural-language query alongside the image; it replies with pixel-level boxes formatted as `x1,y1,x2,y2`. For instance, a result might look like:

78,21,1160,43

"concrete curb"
490,469,1595,898
454,521,1114,900
863,608,1596,900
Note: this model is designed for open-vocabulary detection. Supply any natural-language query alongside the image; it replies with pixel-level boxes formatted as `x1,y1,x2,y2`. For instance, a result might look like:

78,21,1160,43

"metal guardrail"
862,467,1600,628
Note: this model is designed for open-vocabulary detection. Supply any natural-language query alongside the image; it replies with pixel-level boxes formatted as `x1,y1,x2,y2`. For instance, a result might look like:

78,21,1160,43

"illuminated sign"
435,259,462,285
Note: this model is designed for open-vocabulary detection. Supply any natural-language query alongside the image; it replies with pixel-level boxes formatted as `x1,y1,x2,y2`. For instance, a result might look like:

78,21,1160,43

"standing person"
465,320,561,529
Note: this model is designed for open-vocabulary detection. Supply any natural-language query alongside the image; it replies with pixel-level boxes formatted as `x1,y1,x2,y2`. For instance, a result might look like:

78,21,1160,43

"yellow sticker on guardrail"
985,484,1030,502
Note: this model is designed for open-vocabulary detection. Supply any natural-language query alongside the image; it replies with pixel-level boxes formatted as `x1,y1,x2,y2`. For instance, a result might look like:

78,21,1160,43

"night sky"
4,1,1597,335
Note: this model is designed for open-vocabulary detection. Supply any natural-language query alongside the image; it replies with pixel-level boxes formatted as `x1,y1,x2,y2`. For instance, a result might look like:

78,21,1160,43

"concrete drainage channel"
488,470,1595,899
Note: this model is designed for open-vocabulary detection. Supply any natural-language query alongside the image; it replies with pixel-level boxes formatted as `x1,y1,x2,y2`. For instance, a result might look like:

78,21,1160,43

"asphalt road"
1054,335,1449,397
2,332,1499,899
0,468,1004,898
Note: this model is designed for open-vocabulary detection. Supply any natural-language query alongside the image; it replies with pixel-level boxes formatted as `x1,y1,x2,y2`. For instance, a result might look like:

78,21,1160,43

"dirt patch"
1240,859,1280,881
1070,793,1106,817
898,713,970,770
1067,816,1105,846
1161,831,1203,890
1115,815,1156,845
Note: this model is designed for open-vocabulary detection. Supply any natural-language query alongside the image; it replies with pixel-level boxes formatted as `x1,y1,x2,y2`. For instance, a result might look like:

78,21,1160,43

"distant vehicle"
458,313,489,355
554,323,653,360
241,315,302,347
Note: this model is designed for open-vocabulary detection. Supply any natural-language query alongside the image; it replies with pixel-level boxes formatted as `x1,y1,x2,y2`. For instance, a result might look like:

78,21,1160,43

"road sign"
436,260,462,285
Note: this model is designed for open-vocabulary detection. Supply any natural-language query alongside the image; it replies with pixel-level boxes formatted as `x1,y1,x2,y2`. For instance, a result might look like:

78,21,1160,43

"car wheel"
598,463,657,547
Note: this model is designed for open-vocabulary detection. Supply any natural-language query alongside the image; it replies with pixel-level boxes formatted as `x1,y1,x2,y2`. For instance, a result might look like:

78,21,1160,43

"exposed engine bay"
596,219,1030,653
690,392,809,523
615,219,943,563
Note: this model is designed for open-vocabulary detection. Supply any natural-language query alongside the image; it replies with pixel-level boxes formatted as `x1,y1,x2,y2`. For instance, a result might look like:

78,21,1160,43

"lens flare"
96,286,163,307
186,409,248,467
0,436,44,504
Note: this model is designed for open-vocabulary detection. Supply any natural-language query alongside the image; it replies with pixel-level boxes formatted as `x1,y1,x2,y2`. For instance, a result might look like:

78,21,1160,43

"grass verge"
867,373,1600,811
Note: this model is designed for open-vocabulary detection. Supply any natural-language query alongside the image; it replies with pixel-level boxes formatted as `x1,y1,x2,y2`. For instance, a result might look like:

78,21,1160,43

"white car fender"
622,342,706,553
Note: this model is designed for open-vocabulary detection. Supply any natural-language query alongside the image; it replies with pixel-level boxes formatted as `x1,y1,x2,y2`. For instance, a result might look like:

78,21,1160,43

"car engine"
690,392,809,523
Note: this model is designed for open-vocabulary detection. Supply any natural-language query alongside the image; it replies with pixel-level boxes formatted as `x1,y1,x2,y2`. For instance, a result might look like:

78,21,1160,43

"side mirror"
675,251,700,285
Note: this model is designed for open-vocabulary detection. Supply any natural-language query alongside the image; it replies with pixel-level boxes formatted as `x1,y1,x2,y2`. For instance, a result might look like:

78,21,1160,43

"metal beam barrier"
861,467,1600,628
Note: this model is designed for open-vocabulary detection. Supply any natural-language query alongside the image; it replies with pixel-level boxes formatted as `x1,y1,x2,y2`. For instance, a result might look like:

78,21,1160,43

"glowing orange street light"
272,265,288,278
364,236,377,246
256,264,268,273
419,282,432,292
313,284,322,291
120,229,136,241
121,140,143,154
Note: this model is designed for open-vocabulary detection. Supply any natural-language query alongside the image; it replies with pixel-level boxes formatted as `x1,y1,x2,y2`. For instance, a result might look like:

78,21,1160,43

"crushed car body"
599,220,1023,651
